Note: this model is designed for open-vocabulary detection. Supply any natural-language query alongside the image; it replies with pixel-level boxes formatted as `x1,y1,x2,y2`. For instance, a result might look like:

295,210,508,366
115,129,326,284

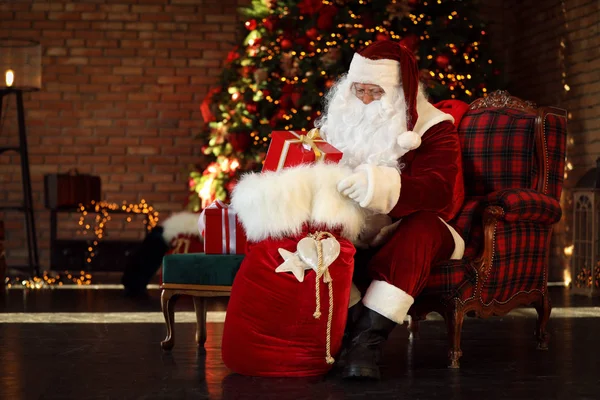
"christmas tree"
188,0,500,211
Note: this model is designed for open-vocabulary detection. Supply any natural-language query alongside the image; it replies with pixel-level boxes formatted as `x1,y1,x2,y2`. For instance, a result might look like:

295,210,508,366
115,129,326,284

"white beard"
316,77,409,169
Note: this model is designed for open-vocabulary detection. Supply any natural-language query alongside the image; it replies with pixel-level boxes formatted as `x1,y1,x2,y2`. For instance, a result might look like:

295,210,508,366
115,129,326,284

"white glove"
337,164,402,214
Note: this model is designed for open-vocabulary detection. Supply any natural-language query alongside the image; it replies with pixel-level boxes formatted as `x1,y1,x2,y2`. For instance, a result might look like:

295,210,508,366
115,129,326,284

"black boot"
342,308,396,380
337,301,365,366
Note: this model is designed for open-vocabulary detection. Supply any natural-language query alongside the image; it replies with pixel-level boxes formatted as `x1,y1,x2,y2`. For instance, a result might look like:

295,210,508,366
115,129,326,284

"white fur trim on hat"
231,163,366,242
161,211,202,243
362,280,414,324
347,53,399,88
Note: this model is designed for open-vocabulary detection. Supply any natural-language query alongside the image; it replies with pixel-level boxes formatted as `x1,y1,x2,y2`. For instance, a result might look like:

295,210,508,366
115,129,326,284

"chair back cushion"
458,108,538,197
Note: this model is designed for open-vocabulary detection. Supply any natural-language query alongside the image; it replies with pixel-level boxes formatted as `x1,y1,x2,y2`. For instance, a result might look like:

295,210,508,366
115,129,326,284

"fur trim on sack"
161,211,202,243
231,163,366,242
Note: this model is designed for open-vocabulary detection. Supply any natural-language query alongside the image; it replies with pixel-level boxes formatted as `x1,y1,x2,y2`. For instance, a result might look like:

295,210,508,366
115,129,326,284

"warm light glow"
199,177,215,209
5,69,14,87
564,245,574,256
564,269,572,287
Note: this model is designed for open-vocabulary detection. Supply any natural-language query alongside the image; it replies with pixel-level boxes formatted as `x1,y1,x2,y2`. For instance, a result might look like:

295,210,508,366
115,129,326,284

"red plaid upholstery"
458,108,538,196
422,258,476,299
480,221,552,304
422,101,567,303
486,188,562,224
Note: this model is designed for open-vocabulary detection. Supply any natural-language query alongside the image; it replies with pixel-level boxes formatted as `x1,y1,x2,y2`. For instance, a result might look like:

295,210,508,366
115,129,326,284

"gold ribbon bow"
298,128,323,159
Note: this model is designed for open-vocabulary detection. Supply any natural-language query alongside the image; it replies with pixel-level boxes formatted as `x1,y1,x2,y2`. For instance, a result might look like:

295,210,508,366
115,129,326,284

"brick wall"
0,0,245,270
482,0,600,282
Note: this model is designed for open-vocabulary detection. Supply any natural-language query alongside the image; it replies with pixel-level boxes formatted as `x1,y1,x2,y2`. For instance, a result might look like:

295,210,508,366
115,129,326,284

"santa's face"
352,82,385,105
315,77,408,169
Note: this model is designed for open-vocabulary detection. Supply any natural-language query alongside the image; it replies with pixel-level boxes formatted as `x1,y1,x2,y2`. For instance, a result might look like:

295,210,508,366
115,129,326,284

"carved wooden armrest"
473,206,504,278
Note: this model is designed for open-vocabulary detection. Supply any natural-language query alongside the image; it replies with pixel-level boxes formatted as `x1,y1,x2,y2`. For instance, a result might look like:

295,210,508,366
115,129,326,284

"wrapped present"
262,129,342,172
198,200,247,255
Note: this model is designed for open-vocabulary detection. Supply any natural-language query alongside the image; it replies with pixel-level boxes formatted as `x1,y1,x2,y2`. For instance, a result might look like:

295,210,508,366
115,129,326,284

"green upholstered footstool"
160,253,244,350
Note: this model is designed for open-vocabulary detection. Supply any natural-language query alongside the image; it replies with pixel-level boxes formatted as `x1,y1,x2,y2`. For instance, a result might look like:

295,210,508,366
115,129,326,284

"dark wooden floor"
0,287,598,399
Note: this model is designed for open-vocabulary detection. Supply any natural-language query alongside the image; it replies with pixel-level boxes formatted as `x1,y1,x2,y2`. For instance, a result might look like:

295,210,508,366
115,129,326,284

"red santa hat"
346,40,420,132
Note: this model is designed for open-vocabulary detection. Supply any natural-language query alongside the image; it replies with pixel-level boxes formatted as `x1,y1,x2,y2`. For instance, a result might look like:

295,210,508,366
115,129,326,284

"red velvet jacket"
389,120,465,223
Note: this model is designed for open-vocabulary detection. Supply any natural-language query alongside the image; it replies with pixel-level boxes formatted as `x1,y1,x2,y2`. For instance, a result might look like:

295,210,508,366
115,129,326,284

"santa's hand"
337,164,401,214
337,169,369,204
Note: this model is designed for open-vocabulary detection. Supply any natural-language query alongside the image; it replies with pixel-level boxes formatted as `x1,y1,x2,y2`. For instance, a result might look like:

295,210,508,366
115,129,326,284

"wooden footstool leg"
161,289,178,351
193,297,207,347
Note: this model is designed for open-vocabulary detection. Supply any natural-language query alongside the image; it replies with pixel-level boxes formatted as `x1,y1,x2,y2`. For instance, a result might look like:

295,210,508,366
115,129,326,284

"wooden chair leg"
534,291,552,350
160,289,178,351
445,303,464,369
193,297,207,347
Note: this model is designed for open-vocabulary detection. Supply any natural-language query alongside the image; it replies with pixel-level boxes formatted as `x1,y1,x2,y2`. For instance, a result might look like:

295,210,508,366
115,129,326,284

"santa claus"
314,40,466,379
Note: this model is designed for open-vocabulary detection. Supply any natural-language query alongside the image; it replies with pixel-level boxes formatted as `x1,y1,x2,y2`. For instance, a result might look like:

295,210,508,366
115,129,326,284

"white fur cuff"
357,164,401,214
231,163,366,242
362,280,414,324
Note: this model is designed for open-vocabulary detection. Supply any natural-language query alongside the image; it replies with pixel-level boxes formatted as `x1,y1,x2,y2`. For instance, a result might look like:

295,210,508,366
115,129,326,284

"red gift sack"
224,163,367,377
221,228,356,377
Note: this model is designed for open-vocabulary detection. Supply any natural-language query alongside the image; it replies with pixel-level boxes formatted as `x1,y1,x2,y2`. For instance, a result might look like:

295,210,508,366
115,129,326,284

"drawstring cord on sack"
309,231,336,365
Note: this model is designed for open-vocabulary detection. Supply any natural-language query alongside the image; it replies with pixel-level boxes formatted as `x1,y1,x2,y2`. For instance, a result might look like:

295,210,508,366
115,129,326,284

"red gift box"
198,200,247,255
262,130,342,172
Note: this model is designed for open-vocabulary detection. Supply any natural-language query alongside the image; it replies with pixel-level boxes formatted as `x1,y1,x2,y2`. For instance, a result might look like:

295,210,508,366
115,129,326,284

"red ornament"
228,132,251,153
306,27,319,40
226,48,240,64
317,5,337,30
280,39,293,50
436,54,450,69
242,66,256,77
246,101,258,114
298,0,323,15
270,108,287,127
325,79,334,88
408,0,419,6
400,34,419,52
263,16,278,32
296,37,308,48
200,87,221,123
376,32,389,42
245,19,257,31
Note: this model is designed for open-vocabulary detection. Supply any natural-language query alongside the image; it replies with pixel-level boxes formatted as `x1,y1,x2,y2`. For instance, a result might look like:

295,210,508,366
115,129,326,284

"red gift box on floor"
198,200,247,255
262,130,343,172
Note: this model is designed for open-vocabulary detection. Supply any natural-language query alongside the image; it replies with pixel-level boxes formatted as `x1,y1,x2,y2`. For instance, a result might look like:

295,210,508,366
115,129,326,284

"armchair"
408,90,568,368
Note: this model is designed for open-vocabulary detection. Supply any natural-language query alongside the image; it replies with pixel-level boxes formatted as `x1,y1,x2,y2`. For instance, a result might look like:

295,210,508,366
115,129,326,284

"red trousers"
354,211,455,297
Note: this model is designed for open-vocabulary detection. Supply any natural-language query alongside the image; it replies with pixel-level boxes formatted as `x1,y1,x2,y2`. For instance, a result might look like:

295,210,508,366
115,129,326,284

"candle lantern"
0,39,42,276
571,157,600,297
0,38,41,91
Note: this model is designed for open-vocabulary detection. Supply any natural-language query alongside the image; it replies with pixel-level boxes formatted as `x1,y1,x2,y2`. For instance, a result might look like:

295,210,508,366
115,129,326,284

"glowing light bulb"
5,69,14,87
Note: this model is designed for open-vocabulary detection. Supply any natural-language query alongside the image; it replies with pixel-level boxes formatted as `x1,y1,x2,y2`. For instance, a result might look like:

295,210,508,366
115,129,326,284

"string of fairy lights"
4,200,159,289
557,0,576,288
